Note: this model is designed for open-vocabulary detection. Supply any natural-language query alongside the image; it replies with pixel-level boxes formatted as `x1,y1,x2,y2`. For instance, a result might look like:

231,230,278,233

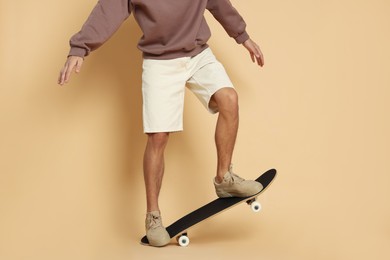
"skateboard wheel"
250,201,262,212
177,235,190,247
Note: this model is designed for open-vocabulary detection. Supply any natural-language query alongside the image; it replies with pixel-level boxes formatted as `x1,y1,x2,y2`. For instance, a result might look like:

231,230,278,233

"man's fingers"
250,52,255,63
253,45,264,67
251,50,264,67
57,56,84,86
64,63,74,83
257,52,264,67
64,58,80,82
75,59,83,73
58,69,63,85
58,65,68,85
244,39,264,68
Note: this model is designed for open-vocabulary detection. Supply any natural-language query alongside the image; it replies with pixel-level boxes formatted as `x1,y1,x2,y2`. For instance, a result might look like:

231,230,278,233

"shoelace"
226,165,244,183
228,172,245,184
147,215,162,230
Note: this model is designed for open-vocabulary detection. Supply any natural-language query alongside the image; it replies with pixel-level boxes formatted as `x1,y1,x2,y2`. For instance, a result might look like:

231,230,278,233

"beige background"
1,0,389,259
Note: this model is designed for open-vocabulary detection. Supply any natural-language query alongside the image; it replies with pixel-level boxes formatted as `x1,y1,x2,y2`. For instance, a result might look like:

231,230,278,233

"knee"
213,88,239,114
147,132,170,149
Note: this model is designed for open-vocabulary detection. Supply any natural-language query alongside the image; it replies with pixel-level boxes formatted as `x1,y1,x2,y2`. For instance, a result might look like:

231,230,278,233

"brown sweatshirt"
69,0,249,59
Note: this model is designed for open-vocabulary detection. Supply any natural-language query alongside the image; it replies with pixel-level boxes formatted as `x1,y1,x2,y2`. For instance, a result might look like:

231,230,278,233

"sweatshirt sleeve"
206,0,249,44
68,0,131,58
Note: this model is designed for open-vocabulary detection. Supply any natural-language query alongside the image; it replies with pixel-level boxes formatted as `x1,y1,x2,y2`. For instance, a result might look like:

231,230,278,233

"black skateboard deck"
141,168,277,246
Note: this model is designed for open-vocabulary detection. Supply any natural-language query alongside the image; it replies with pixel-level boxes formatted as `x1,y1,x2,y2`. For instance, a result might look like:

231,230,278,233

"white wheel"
250,201,262,212
178,235,190,247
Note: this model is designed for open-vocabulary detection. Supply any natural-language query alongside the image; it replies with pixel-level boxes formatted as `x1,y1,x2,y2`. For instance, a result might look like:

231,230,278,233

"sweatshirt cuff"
235,31,250,44
68,47,88,58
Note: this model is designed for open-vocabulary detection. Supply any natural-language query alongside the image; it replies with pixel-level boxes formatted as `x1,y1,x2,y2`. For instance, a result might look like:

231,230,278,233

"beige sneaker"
214,165,263,198
145,211,170,247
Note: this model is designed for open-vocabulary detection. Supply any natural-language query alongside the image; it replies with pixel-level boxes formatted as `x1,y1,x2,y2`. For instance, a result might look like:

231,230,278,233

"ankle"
216,166,230,183
147,210,160,215
147,206,160,214
215,176,223,184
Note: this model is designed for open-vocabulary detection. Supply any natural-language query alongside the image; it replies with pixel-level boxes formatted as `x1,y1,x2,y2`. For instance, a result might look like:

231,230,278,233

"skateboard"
140,168,277,247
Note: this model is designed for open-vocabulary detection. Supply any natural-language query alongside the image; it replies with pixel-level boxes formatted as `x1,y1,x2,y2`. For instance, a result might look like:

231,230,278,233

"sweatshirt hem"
141,45,209,60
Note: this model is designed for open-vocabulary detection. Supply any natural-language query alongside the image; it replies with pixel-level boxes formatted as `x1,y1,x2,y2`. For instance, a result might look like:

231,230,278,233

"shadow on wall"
52,16,147,238
82,18,147,237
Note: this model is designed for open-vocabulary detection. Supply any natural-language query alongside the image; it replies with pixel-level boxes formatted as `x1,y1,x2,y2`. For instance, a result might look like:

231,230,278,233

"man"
58,0,265,247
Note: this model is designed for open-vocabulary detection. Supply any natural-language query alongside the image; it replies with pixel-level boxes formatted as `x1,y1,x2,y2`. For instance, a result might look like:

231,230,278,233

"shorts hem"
143,128,184,134
206,85,235,114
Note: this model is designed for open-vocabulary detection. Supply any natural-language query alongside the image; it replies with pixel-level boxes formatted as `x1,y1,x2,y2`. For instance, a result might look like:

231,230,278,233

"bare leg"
143,132,170,213
210,88,239,183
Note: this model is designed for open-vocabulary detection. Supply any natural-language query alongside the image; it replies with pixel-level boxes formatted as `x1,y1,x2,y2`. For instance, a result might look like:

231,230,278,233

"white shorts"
142,48,234,133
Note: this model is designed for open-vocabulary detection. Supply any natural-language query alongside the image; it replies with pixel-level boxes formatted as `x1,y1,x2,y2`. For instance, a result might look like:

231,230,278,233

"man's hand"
243,39,264,67
57,56,84,86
